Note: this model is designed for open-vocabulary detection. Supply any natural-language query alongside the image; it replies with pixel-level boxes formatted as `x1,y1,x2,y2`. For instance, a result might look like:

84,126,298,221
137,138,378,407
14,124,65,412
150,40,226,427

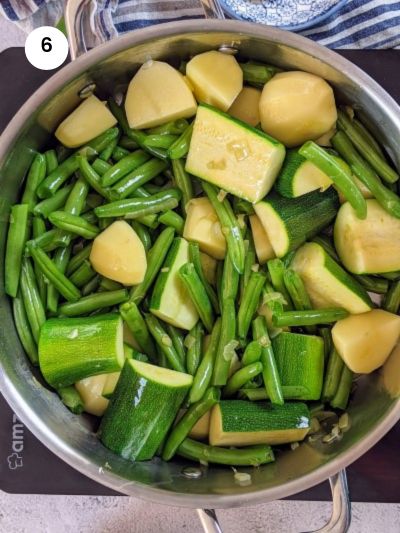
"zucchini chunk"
150,237,199,330
186,104,285,203
254,187,339,257
99,359,192,461
249,214,275,264
332,309,400,374
75,375,109,417
291,242,372,314
272,332,325,400
334,199,400,274
209,400,310,446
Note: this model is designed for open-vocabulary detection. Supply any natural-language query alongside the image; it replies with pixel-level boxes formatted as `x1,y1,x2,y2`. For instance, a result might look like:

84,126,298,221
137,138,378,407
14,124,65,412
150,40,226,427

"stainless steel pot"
0,1,399,531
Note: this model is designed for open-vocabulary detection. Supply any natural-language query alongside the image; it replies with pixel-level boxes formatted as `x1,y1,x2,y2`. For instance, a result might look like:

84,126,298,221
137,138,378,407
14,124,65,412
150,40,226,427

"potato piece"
229,87,261,126
183,197,226,260
125,60,197,129
381,342,400,398
259,71,337,147
332,309,400,374
55,95,117,148
186,51,243,111
334,200,400,274
75,375,109,416
249,214,275,264
90,221,147,285
200,252,217,285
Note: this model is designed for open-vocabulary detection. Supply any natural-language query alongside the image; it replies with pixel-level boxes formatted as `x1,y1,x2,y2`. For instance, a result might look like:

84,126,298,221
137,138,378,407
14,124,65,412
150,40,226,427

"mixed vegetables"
6,49,400,468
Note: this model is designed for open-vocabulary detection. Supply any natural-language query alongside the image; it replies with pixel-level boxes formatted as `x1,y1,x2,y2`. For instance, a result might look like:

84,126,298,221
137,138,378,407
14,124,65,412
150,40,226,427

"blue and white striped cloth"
1,0,400,49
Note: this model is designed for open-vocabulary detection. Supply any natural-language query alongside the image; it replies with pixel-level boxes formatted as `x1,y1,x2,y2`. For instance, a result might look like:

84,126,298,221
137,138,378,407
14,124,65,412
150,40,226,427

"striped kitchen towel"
1,0,400,49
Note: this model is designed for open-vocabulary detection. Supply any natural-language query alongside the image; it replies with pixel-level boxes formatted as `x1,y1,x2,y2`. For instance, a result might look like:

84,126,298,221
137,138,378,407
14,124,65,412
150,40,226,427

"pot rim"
1,19,400,508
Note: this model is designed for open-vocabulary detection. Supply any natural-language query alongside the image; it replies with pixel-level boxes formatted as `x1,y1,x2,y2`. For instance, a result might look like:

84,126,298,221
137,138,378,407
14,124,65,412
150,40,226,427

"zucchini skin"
99,360,190,460
275,150,306,198
39,313,124,388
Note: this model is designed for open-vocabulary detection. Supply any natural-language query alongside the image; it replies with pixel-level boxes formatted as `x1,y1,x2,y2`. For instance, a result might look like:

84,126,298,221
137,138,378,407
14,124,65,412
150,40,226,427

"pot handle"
64,0,225,60
197,470,351,533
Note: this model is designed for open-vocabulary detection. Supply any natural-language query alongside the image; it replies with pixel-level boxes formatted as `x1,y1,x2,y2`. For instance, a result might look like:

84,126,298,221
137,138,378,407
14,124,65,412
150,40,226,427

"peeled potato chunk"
183,197,226,260
55,95,117,148
259,71,337,147
125,60,197,129
332,309,400,374
90,221,147,285
229,87,261,126
186,51,243,111
75,375,109,416
249,214,275,264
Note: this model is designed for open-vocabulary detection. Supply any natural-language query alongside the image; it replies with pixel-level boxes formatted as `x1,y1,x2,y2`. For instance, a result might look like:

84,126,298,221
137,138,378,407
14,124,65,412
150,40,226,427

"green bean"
47,245,72,313
56,177,91,246
212,299,237,386
332,131,400,218
37,155,79,199
352,118,384,158
27,242,80,302
239,62,277,86
223,362,263,397
166,324,187,369
158,210,184,234
83,127,120,155
241,340,262,366
267,258,293,309
130,220,151,250
44,149,58,174
253,316,284,405
299,141,367,219
337,109,398,184
381,271,400,281
148,119,189,136
240,235,256,301
188,242,220,314
281,250,296,269
186,322,204,376
21,153,46,210
202,182,245,274
111,158,169,199
119,136,139,151
55,145,72,163
322,348,345,401
126,186,160,228
220,253,240,304
382,280,400,313
20,258,46,343
189,319,221,404
26,228,71,254
5,204,30,298
95,188,181,219
99,136,119,162
101,150,150,187
237,270,266,339
167,123,193,159
82,274,101,296
330,365,353,410
33,184,73,218
145,314,185,372
319,327,333,363
163,387,220,461
92,158,112,176
66,243,92,276
171,159,193,215
84,193,103,212
81,210,98,225
143,134,178,149
112,145,130,161
69,260,96,288
130,227,175,304
233,197,255,215
179,263,214,332
273,308,348,327
31,217,47,306
283,269,316,334
13,296,38,365
238,386,309,401
99,278,122,291
177,438,274,466
77,156,117,202
120,302,157,361
57,386,84,414
49,211,99,239
58,289,128,317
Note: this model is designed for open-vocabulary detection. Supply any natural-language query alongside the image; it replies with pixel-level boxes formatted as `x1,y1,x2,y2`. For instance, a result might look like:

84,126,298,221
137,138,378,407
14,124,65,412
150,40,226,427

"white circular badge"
25,27,69,71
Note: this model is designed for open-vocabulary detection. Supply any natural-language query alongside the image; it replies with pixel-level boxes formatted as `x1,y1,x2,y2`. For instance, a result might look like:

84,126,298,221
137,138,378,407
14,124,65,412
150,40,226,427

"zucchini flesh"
39,314,124,388
254,187,339,257
99,359,192,461
272,332,324,400
150,237,199,330
209,400,310,446
291,242,372,314
186,104,285,203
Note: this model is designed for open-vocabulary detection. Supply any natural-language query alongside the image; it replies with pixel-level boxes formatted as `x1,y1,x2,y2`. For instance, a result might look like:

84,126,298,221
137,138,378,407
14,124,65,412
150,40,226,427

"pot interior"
0,22,399,507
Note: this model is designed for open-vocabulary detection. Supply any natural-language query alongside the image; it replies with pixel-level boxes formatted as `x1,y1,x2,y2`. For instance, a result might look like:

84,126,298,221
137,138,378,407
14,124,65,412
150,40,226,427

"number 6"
42,37,52,53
